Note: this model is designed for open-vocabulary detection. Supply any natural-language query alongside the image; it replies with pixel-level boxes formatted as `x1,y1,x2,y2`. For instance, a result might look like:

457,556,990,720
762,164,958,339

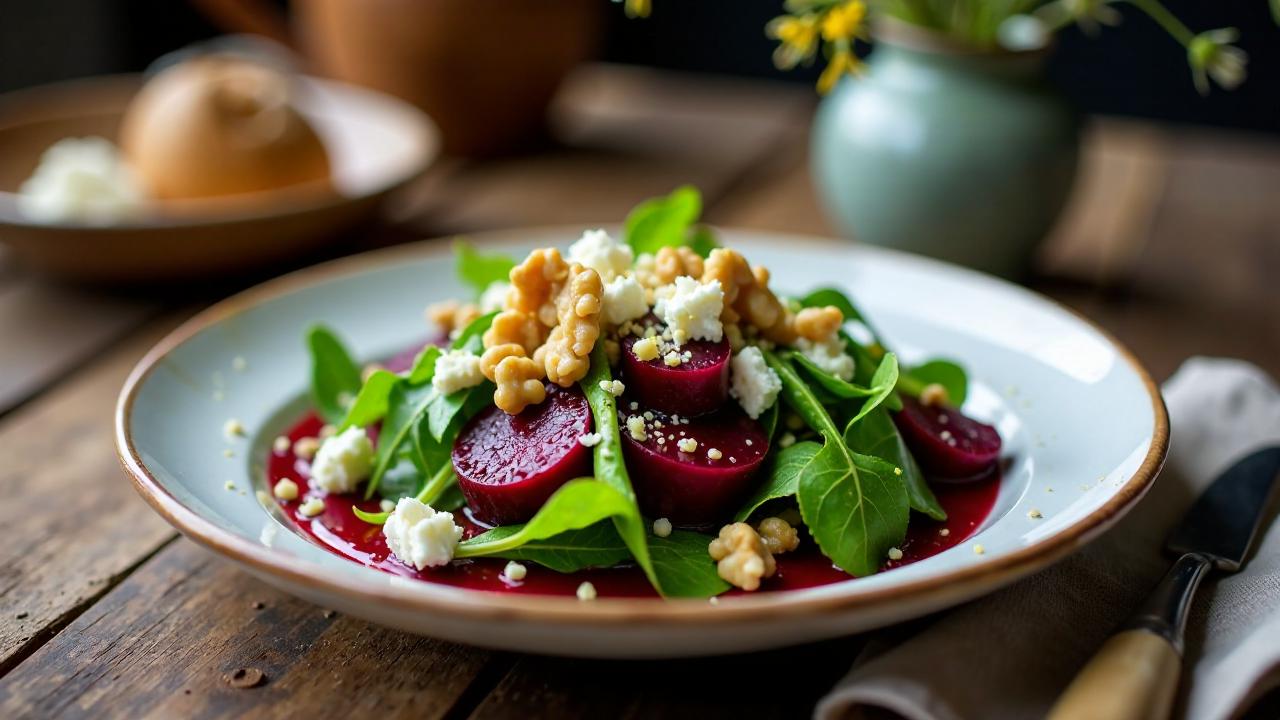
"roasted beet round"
893,396,1002,479
618,402,768,526
621,334,730,417
453,383,593,525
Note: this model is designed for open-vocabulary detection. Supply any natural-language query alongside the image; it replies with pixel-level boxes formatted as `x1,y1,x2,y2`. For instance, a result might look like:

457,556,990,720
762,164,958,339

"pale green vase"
812,30,1080,278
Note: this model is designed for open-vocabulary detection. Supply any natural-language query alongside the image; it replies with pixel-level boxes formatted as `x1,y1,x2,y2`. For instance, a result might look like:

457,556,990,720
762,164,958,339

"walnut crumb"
757,517,800,555
708,522,776,591
1028,508,1043,519
919,383,950,407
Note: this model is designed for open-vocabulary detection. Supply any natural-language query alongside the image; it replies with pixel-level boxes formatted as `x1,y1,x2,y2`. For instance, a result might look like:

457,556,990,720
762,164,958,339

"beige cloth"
818,358,1280,720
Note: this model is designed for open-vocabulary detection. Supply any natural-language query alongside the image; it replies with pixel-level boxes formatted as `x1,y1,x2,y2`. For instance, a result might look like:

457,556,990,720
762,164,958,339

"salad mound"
290,186,1003,599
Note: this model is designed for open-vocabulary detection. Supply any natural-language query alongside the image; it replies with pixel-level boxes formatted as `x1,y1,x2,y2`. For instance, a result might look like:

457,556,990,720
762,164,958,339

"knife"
1048,445,1280,720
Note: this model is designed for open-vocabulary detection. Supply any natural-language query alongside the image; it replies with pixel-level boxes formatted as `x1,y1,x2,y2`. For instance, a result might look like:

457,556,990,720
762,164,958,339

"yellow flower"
624,0,651,19
817,48,862,95
821,1,867,42
767,14,820,70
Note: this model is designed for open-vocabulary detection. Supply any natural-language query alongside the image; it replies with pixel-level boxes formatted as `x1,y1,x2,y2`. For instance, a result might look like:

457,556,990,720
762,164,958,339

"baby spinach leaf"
763,349,909,577
433,483,467,512
582,343,666,593
306,325,363,424
789,353,879,400
649,530,731,597
451,312,499,355
365,381,436,499
457,479,634,558
844,408,945,521
898,359,969,406
687,225,720,258
454,239,517,297
427,386,475,442
846,352,900,428
463,523,631,573
354,462,458,525
376,452,425,501
406,345,442,385
760,400,780,440
341,369,401,430
734,441,821,521
624,185,703,255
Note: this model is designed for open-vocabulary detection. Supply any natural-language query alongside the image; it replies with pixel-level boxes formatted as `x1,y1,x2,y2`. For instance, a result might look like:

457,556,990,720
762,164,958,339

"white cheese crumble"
601,275,649,325
380,499,396,513
272,436,291,454
478,281,512,314
632,336,660,361
383,498,464,570
503,561,528,582
677,438,698,453
17,137,147,224
729,347,781,420
310,426,374,494
299,497,326,517
223,418,246,439
707,448,723,461
293,437,320,460
794,336,855,382
652,517,673,538
973,544,985,555
626,415,648,441
598,379,625,396
576,581,598,601
888,547,904,561
653,277,724,346
579,432,603,447
568,228,633,282
432,349,485,395
273,479,299,501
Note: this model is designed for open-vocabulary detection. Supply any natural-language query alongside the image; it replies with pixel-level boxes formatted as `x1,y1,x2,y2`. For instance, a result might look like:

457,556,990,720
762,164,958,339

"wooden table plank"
0,315,184,674
0,541,496,719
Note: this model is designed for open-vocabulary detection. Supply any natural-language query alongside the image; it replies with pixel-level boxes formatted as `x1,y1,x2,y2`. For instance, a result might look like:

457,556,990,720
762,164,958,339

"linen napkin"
817,357,1280,720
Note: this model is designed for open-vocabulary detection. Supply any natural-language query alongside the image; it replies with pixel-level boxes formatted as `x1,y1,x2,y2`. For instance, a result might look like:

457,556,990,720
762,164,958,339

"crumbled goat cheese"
626,415,648,442
310,426,374,494
503,561,528,582
677,438,698,453
939,528,951,537
432,349,485,395
272,436,291,454
729,347,781,420
653,277,724,345
888,547,904,561
568,228,633,282
478,281,512,314
663,351,682,367
223,418,246,439
293,437,320,460
598,379,625,396
632,336,660,362
973,544,985,555
1028,508,1043,519
601,275,649,325
383,498,464,570
17,137,147,224
299,497,326,517
576,581,598,601
273,479,299,501
794,336,855,382
707,448,723,461
653,517,673,538
380,499,396,513
579,432,603,447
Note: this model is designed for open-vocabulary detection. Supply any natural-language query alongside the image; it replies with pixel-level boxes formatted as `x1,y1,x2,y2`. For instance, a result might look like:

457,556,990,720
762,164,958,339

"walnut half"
708,522,776,591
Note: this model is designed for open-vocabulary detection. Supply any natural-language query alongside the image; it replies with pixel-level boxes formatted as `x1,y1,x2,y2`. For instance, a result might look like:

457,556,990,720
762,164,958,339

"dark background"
2,0,1277,134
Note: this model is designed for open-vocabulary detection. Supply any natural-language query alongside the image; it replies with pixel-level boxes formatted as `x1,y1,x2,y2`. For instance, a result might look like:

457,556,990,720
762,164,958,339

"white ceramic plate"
116,228,1167,658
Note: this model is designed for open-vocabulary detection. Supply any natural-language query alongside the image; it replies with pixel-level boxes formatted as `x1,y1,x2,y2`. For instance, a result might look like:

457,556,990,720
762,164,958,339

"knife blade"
1048,445,1280,720
1166,445,1280,570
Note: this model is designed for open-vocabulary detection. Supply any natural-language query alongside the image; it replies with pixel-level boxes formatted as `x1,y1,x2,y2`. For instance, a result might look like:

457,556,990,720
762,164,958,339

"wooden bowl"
0,74,438,283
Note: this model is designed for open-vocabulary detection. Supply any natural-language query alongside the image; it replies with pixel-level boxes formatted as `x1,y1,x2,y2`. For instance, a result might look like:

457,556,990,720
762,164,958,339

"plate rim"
114,228,1169,626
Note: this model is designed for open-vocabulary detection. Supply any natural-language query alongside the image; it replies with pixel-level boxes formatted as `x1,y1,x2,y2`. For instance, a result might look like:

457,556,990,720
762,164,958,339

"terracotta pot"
194,0,601,157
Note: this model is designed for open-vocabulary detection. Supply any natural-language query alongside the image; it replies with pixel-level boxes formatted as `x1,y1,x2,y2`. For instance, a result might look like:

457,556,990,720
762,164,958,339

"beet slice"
621,333,730,417
618,402,768,526
893,396,1001,479
453,383,593,525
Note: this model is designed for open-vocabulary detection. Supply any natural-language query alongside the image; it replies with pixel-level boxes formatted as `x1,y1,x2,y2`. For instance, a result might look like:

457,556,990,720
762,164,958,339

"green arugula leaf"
454,240,517,297
406,345,442,385
734,441,821,521
365,381,436,499
789,352,879,399
648,530,731,597
846,352,899,427
458,478,635,557
354,462,458,525
427,386,476,442
687,225,720,258
845,408,945,521
760,400,781,440
764,349,909,577
898,359,969,406
376,452,425,501
306,325,363,424
462,523,630,573
451,312,499,355
340,369,401,430
624,185,703,255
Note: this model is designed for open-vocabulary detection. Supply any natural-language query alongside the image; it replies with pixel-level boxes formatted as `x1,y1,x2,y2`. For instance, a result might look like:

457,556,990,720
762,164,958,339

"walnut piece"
708,522,776,591
492,354,546,414
508,248,568,319
538,262,603,386
426,300,482,335
482,309,546,355
757,517,800,555
794,305,844,342
919,383,950,408
654,246,705,284
702,248,797,345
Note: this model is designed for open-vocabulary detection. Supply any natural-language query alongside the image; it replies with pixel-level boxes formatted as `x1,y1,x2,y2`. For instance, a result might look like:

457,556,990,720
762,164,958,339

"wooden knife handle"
1046,628,1181,720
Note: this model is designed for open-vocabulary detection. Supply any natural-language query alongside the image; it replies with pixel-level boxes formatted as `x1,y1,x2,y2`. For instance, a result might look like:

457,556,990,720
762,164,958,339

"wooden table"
1,65,1277,719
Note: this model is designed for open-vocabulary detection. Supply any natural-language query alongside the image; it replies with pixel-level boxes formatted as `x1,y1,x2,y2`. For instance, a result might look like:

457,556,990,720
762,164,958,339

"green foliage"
624,185,720,257
454,240,517,297
306,326,363,424
734,441,821,521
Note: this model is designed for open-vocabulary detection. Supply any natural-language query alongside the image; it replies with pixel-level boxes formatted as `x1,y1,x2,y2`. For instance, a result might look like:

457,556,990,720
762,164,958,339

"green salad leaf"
366,381,437,499
353,462,458,524
341,369,400,430
649,531,731,597
306,325,363,424
458,479,635,558
461,523,631,573
845,408,945,521
734,440,821,521
899,359,969,406
454,240,517,297
789,352,882,400
406,345,442,385
764,349,909,577
451,311,499,355
623,185,718,257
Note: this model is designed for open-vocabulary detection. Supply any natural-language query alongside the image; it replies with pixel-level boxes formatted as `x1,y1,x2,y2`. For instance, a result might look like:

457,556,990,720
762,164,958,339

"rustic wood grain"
0,315,184,674
0,540,496,719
